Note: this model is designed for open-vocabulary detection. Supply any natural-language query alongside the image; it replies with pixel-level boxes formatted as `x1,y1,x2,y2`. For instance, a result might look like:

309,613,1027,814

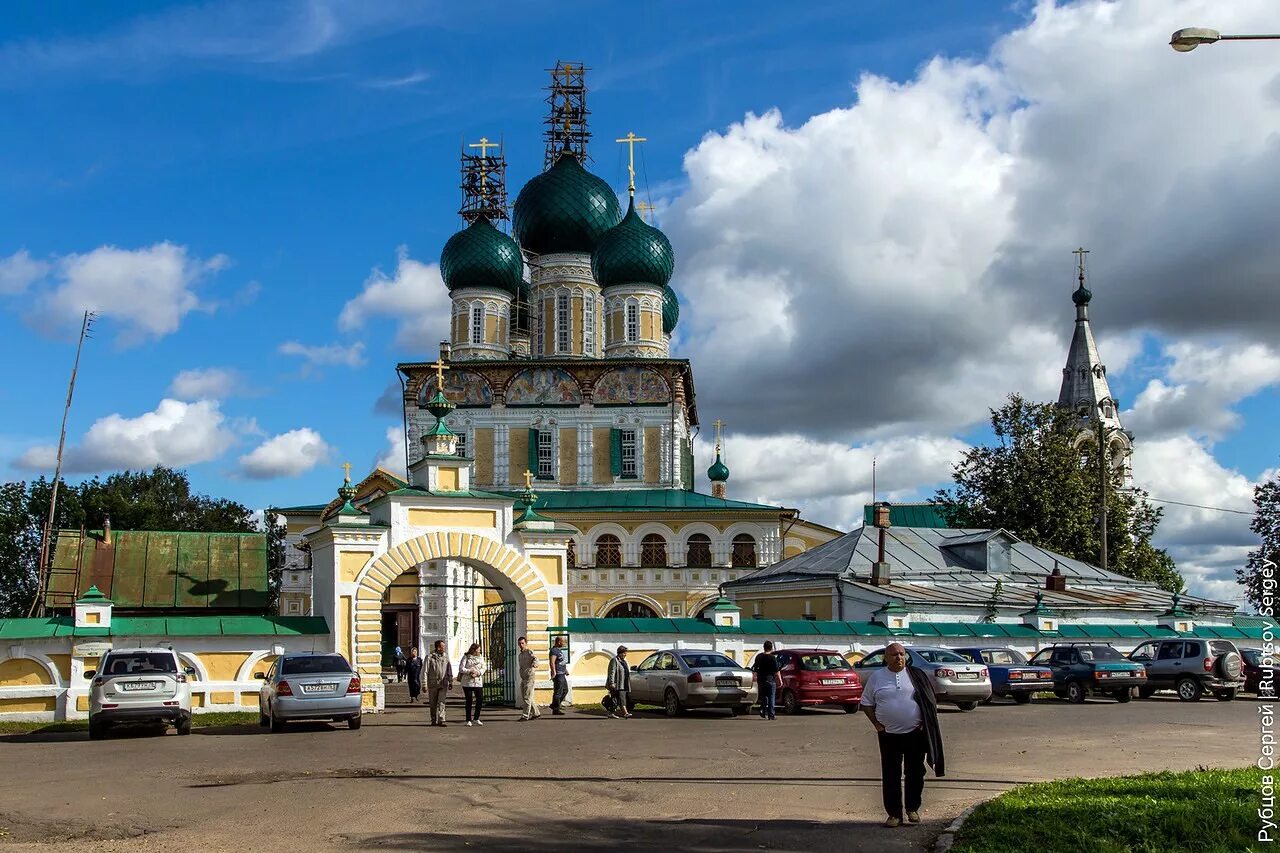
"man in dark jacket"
859,642,945,827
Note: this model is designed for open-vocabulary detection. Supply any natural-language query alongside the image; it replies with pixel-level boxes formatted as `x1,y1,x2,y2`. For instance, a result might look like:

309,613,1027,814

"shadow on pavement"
349,816,939,852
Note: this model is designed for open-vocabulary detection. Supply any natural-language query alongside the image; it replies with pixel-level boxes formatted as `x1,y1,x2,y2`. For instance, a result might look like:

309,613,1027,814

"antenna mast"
544,60,590,169
30,310,96,617
460,136,509,224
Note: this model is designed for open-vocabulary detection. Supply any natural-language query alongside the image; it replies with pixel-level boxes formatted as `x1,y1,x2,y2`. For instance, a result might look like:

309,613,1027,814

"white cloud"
13,399,236,473
278,340,366,376
0,250,49,295
168,367,245,401
238,428,332,479
1125,341,1280,441
339,247,452,351
374,426,407,479
694,432,968,530
19,243,228,346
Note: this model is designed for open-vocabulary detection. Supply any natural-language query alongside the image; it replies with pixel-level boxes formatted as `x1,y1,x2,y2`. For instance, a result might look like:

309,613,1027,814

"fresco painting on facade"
420,369,494,407
505,367,582,406
592,366,671,405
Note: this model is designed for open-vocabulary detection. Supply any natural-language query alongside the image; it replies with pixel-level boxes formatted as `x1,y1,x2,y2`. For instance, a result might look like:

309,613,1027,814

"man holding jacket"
860,642,945,828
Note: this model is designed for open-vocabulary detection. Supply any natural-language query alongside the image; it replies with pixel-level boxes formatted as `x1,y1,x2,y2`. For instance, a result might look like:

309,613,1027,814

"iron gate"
476,600,517,706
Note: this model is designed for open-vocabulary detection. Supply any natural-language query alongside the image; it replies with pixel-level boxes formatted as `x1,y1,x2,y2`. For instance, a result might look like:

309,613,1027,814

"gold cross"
1072,246,1089,285
523,469,535,490
615,131,647,195
341,461,352,483
468,137,499,191
713,419,724,451
637,201,656,222
432,355,450,390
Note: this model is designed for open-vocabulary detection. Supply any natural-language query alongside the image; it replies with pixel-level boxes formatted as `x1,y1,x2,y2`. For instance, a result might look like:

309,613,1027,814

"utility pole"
30,310,95,617
1097,414,1109,573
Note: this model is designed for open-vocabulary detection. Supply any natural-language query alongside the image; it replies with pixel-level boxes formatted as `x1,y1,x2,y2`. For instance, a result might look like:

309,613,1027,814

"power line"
1141,494,1249,514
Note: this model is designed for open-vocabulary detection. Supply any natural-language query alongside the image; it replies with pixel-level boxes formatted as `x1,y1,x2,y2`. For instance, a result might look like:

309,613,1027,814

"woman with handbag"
458,643,488,727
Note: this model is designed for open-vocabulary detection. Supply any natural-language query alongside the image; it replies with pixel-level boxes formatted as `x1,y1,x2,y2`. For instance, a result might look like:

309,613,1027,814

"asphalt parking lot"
0,694,1262,852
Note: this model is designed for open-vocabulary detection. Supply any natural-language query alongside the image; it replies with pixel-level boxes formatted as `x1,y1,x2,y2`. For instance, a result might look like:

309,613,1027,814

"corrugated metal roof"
863,503,951,529
0,616,329,639
47,530,269,612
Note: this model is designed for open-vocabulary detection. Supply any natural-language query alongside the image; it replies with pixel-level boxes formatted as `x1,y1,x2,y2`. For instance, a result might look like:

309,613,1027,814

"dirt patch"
0,810,166,844
191,767,394,788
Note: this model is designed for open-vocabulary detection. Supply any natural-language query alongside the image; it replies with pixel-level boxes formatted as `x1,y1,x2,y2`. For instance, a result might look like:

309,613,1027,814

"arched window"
686,533,712,568
731,534,757,568
605,600,658,619
566,539,576,572
640,534,667,567
595,534,622,568
626,302,639,342
470,303,485,345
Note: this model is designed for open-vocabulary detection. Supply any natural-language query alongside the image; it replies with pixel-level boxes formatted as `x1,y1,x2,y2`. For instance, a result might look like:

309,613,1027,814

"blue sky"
3,1,1276,606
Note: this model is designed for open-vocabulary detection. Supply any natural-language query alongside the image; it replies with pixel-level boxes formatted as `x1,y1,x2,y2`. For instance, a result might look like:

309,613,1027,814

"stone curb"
932,802,983,853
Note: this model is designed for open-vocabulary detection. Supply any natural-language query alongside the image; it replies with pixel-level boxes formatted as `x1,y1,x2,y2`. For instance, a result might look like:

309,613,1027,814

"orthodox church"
276,63,839,678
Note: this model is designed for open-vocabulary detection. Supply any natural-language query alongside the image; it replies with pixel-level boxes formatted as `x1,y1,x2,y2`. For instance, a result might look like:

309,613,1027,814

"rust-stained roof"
46,529,269,612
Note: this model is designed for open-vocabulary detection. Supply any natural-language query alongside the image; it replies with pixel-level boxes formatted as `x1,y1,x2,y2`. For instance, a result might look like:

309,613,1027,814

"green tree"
1238,469,1280,613
0,467,269,617
934,394,1183,592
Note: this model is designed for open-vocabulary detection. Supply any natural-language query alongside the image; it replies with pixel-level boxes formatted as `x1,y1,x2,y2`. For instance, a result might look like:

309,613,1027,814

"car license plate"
821,679,843,685
957,672,978,681
302,683,337,693
716,677,740,686
120,681,157,691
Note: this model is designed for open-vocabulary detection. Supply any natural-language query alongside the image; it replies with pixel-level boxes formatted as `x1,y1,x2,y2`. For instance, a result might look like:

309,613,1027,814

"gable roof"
46,529,269,612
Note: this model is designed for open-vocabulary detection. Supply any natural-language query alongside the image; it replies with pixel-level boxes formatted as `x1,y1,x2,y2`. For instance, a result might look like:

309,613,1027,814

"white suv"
87,648,194,740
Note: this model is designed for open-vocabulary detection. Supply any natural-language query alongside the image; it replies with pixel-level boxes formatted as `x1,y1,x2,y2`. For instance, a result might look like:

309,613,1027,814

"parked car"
774,648,863,714
854,646,991,711
257,653,363,732
1127,639,1244,701
629,650,757,717
87,647,194,740
952,647,1054,704
1242,648,1277,696
1028,643,1146,703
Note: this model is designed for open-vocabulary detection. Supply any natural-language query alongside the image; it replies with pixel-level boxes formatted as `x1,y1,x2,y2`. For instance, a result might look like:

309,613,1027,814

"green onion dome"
591,197,675,289
707,452,730,482
1072,281,1092,306
513,153,621,255
662,283,679,334
440,216,524,295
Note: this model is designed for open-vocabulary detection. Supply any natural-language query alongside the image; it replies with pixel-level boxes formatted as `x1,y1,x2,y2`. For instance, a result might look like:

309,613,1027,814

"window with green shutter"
609,428,622,477
527,428,539,480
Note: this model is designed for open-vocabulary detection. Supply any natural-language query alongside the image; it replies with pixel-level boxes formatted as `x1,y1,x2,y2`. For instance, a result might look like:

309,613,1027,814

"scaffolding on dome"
459,137,509,223
544,60,590,168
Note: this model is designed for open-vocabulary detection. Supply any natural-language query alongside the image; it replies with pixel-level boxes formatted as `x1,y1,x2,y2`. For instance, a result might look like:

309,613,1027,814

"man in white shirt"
860,643,933,828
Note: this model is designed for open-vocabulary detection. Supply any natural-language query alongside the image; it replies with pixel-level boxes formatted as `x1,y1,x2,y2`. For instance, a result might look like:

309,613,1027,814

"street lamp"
1170,27,1280,52
1078,406,1132,574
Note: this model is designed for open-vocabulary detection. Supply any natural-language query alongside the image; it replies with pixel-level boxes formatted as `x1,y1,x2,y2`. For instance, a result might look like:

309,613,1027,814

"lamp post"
1170,28,1280,52
1080,407,1132,573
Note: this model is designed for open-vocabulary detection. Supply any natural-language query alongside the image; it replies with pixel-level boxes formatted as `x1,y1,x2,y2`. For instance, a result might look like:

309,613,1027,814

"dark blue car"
953,647,1054,704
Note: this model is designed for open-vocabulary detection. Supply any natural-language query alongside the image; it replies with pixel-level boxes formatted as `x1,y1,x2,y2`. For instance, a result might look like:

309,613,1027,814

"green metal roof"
862,503,951,529
440,216,524,295
513,153,622,255
47,530,269,612
1234,614,1275,629
275,503,328,514
0,615,329,639
662,283,680,334
592,197,674,289
503,488,784,514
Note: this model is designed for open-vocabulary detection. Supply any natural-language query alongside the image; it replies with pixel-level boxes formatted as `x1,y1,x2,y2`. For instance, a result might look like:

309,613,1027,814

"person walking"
459,643,487,727
752,640,783,720
517,636,541,721
549,635,570,715
860,642,945,828
605,646,633,719
393,645,406,683
405,646,423,704
425,640,453,727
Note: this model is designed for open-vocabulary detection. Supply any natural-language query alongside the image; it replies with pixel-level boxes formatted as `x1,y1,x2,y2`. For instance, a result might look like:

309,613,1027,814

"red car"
774,648,863,714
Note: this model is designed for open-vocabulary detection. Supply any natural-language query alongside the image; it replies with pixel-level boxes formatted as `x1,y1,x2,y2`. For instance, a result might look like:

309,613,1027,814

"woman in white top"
458,644,488,726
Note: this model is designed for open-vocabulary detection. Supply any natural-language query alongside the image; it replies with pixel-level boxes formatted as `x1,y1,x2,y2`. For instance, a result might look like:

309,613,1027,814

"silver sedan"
854,646,992,711
629,649,758,717
257,653,363,732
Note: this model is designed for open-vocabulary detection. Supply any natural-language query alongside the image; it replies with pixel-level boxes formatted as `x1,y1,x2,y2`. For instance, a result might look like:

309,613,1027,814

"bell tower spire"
1056,247,1132,479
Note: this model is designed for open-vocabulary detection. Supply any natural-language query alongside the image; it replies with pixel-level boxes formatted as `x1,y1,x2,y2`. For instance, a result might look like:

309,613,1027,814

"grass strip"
952,765,1265,853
